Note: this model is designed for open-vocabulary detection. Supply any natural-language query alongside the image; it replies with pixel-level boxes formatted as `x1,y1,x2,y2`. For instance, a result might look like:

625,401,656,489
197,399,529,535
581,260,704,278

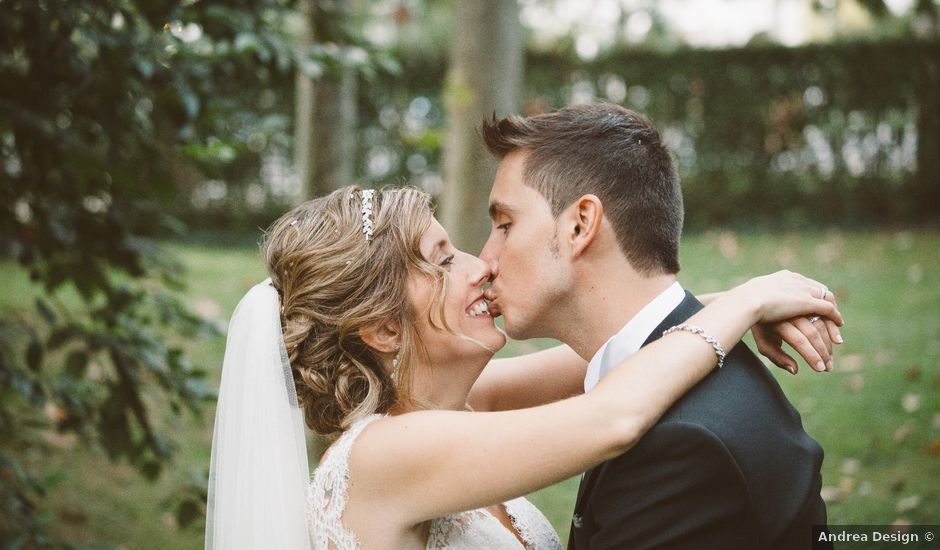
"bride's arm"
467,285,844,412
351,271,843,526
467,344,586,411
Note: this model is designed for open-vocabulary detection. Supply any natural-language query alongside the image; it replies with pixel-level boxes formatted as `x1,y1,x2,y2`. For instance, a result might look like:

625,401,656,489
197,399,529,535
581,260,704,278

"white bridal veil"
205,278,312,549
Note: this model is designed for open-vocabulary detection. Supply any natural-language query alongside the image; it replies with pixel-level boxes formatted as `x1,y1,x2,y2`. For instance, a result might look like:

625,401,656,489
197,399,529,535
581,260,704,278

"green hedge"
526,39,940,227
174,38,940,230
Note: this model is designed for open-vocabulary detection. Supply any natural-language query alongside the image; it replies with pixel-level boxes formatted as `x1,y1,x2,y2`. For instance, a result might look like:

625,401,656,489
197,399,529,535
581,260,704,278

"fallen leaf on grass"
894,422,914,443
821,486,846,503
896,495,920,514
841,458,860,476
890,478,906,493
874,350,896,366
774,242,797,267
162,511,177,529
839,477,856,494
902,394,921,413
895,231,913,250
814,234,846,264
892,518,913,528
907,264,923,284
846,374,865,392
925,439,940,457
903,366,921,381
841,353,866,371
718,232,740,260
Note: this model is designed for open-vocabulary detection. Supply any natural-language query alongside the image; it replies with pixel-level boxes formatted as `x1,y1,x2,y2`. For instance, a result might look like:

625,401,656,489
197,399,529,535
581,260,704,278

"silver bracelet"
662,324,726,369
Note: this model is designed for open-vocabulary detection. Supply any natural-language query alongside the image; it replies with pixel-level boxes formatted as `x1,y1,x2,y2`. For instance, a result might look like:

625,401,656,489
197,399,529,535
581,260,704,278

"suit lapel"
570,292,704,519
641,291,704,348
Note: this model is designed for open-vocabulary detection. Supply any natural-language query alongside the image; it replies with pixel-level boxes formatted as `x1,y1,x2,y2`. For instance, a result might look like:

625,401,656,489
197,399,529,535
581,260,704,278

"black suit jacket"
568,292,830,550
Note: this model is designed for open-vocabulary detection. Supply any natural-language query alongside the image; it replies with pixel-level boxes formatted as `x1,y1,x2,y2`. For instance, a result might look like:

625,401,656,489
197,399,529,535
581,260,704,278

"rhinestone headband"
360,189,375,241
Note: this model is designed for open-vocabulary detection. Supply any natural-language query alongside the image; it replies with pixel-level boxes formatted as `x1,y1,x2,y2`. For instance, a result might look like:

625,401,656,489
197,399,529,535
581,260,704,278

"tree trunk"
293,0,316,199
312,65,358,194
915,49,940,218
439,0,523,252
293,0,358,200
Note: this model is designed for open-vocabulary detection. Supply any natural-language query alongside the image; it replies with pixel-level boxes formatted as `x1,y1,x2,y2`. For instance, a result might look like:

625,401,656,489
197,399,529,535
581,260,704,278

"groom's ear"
360,320,400,354
567,194,604,259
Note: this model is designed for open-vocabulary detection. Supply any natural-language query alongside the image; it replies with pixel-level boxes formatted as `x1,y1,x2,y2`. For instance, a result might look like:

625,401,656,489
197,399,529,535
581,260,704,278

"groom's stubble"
479,103,684,357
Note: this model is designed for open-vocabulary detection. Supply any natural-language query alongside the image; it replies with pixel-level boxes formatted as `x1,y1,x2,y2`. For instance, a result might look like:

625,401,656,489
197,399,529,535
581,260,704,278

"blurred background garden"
1,0,938,547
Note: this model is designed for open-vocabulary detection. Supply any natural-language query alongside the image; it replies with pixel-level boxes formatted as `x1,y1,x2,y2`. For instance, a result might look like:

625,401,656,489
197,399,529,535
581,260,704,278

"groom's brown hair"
481,102,683,275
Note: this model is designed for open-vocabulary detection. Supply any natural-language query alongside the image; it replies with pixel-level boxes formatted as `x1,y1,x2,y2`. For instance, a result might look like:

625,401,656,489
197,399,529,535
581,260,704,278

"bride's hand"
731,270,844,332
700,288,841,374
752,312,841,374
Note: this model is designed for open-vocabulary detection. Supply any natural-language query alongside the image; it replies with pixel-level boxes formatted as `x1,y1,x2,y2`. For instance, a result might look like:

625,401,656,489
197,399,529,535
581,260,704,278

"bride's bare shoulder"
347,410,462,486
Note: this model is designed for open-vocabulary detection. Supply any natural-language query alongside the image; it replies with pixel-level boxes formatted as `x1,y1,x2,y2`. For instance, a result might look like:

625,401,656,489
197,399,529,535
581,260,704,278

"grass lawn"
2,229,938,548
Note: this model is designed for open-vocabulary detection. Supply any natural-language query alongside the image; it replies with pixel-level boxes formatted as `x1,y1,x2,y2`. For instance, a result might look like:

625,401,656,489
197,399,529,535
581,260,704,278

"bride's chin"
484,326,508,352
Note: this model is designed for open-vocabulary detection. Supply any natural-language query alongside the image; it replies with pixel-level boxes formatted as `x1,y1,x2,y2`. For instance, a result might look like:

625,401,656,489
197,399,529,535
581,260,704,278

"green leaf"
35,298,56,325
64,351,88,378
39,469,69,490
141,459,162,481
46,325,80,350
234,32,261,54
25,339,42,372
176,498,202,527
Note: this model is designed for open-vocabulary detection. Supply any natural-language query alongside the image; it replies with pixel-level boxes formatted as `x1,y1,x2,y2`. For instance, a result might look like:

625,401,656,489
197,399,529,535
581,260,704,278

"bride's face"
406,218,507,367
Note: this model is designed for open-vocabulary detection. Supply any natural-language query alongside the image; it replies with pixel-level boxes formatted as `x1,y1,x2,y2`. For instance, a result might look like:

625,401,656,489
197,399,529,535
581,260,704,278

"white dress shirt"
583,282,686,392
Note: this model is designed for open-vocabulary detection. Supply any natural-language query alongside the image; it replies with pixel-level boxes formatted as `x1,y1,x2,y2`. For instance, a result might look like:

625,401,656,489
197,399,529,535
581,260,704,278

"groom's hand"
752,312,840,374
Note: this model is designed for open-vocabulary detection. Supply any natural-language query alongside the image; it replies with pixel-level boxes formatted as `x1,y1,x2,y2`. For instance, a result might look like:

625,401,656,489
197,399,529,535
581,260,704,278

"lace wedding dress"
308,415,563,550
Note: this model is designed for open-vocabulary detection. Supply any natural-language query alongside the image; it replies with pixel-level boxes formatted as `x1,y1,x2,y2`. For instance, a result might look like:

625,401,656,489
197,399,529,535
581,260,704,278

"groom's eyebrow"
488,201,515,219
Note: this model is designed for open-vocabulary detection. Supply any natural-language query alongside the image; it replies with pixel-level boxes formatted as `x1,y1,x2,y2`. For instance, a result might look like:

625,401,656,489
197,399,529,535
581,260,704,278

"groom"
478,103,831,549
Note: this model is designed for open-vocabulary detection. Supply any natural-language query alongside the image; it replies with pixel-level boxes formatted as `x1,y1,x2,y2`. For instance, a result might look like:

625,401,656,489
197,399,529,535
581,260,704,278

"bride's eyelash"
439,255,454,267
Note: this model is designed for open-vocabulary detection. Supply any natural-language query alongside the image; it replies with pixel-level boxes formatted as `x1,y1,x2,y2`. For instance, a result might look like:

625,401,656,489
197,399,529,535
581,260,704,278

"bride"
205,186,842,549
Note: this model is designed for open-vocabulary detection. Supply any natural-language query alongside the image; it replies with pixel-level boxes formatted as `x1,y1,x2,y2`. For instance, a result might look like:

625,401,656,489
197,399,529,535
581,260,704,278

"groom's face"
480,150,570,340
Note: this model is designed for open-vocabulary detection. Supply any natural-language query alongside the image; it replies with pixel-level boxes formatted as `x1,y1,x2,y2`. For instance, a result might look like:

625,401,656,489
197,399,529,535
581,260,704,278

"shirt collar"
583,281,685,392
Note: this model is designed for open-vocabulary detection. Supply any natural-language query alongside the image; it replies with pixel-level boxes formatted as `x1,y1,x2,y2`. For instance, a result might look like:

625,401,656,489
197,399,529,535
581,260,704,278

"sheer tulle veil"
205,278,313,549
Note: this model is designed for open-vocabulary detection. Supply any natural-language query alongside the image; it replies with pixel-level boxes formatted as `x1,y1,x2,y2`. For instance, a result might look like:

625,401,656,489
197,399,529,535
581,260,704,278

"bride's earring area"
391,343,401,377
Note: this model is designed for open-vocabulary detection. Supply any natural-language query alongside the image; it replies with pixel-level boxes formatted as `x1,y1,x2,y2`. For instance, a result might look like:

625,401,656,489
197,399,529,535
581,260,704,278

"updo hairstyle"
261,186,443,436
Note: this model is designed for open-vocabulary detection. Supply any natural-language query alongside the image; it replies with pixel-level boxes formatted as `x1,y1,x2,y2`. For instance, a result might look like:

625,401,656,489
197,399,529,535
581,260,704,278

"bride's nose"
466,254,492,288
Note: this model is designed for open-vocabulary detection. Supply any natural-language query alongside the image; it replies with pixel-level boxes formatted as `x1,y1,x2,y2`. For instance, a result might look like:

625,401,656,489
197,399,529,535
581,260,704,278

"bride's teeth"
467,299,489,317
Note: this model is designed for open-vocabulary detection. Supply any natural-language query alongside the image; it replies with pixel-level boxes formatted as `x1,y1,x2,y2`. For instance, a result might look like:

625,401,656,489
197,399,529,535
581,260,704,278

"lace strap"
331,414,384,464
307,414,386,549
309,414,384,521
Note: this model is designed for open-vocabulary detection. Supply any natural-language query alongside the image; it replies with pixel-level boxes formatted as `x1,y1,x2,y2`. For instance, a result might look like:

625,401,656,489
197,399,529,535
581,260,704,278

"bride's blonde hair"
262,186,450,436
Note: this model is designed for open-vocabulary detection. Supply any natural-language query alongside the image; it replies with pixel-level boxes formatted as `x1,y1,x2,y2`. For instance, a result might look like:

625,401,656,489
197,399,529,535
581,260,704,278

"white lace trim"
307,414,381,550
427,498,561,549
505,498,563,550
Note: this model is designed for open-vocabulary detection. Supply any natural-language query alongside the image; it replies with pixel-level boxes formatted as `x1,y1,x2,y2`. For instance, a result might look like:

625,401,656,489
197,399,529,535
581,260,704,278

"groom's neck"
564,264,677,361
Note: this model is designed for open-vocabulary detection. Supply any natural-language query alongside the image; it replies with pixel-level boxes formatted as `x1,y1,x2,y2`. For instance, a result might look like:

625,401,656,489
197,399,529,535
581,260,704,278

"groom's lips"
487,301,502,318
483,289,502,317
